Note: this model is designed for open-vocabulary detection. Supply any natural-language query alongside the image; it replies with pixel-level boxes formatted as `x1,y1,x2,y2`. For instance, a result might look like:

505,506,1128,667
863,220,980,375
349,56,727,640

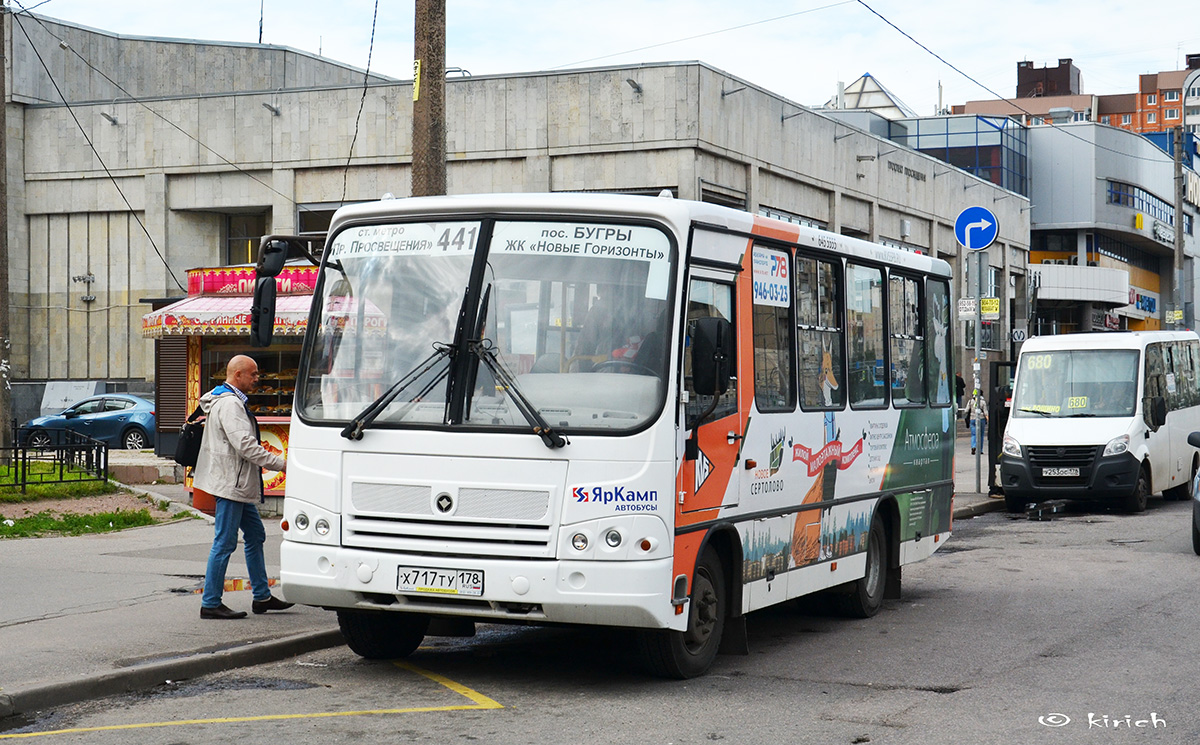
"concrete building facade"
4,13,1028,418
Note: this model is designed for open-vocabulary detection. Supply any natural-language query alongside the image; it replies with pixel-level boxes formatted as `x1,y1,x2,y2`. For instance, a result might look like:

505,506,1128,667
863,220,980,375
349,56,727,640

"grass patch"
0,509,156,538
0,463,120,503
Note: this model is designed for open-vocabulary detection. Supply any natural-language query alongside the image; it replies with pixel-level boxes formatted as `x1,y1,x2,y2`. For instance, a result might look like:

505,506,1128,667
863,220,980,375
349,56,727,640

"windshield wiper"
470,339,567,449
340,346,452,440
1017,407,1054,417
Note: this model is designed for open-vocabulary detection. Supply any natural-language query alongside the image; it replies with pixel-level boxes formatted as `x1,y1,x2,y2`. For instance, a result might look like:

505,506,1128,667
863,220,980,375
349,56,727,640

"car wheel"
637,547,726,679
122,428,148,450
27,429,52,449
1123,466,1150,513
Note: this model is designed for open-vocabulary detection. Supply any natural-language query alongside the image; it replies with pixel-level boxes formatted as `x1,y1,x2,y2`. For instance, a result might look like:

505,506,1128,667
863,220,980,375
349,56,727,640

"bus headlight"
1103,434,1130,457
1002,435,1022,458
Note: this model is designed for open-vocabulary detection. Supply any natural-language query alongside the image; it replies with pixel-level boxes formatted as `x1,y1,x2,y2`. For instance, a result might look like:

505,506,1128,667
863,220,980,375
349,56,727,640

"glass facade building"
889,116,1029,197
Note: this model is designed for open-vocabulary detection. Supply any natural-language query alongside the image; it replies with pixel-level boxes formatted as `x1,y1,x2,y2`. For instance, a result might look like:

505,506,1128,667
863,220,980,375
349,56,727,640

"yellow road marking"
0,660,502,740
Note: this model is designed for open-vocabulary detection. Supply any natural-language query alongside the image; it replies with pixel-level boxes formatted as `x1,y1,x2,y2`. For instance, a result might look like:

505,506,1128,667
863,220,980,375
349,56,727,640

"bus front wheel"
638,548,726,679
337,609,429,660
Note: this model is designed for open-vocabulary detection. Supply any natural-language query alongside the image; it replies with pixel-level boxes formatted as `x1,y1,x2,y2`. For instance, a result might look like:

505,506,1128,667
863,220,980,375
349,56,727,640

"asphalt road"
6,496,1197,744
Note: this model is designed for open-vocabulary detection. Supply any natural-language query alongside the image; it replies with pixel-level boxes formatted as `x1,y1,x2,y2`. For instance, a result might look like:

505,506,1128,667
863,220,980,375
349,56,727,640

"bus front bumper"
1000,450,1140,502
279,541,684,631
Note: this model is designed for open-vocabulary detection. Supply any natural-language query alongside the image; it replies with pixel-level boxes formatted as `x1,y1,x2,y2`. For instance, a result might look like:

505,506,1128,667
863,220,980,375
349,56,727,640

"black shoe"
971,448,976,454
201,604,247,620
252,595,295,614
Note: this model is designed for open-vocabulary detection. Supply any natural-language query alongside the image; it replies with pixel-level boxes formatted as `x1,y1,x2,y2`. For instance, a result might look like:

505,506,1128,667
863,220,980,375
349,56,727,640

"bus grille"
343,481,554,559
1027,445,1098,487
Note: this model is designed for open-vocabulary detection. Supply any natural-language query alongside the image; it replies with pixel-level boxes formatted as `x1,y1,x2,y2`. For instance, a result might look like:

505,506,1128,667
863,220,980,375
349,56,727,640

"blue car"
22,394,157,450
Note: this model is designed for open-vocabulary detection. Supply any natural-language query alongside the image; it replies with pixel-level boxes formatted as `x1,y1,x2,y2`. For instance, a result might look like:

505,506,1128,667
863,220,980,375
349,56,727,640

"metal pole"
1175,125,1185,327
411,0,447,197
975,249,983,494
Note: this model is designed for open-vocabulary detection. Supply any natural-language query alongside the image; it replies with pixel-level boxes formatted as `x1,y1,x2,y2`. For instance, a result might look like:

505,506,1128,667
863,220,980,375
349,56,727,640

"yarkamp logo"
572,486,658,512
1039,712,1166,729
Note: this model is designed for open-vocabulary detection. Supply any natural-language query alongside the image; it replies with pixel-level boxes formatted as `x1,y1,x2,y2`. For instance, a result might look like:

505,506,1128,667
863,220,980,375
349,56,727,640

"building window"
758,206,828,231
226,214,267,266
1147,94,1157,105
1122,114,1132,125
1189,107,1200,117
1147,112,1157,124
1166,90,1180,102
1107,181,1176,225
1166,108,1180,120
1101,115,1110,124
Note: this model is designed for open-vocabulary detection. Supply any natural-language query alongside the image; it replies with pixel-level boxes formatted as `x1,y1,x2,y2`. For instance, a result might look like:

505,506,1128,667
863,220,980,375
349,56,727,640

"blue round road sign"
954,206,999,251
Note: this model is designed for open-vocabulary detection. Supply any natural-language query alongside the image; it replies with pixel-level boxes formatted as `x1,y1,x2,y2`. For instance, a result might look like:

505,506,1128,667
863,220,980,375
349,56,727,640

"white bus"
1000,331,1200,513
253,192,957,678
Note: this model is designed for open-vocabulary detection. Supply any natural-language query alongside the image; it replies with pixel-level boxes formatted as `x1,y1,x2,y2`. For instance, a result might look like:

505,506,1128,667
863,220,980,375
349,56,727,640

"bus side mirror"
1152,396,1167,429
250,276,277,348
1145,395,1167,431
691,316,733,396
256,239,289,278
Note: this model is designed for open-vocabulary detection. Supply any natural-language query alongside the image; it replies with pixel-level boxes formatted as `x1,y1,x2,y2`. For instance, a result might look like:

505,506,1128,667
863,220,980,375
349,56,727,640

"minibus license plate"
1042,467,1079,477
397,566,484,597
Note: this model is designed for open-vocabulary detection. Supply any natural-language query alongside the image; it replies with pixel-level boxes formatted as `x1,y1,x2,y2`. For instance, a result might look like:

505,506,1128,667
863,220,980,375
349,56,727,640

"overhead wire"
340,0,380,207
551,1,854,70
9,8,186,292
854,0,1190,166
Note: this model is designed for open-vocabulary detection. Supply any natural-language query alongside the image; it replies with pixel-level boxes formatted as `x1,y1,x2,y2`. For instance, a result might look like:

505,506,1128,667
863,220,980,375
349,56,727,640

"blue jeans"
202,498,270,608
969,418,987,450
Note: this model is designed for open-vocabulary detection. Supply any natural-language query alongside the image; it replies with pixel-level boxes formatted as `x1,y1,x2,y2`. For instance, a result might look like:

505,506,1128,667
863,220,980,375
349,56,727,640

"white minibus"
1001,331,1200,512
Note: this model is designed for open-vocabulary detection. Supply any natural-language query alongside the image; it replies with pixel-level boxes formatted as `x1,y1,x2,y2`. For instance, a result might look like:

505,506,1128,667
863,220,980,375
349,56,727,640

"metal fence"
2,425,109,493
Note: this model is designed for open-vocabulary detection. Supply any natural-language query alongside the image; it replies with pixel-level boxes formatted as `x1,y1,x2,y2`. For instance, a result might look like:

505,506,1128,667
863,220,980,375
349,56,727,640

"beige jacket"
192,387,286,503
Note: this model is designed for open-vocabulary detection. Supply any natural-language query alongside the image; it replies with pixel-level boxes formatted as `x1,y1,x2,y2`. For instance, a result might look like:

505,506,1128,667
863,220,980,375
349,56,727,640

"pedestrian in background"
955,372,966,411
195,354,291,620
967,387,988,455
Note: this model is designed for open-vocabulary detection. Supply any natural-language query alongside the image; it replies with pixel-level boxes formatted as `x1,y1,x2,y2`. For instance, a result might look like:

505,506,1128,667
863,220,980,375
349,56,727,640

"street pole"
411,0,446,197
1175,125,1185,328
0,2,11,456
974,249,983,494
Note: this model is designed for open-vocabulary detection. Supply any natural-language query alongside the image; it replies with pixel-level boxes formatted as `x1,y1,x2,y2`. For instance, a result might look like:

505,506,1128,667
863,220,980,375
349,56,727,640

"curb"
953,494,1007,519
114,479,215,525
0,629,345,719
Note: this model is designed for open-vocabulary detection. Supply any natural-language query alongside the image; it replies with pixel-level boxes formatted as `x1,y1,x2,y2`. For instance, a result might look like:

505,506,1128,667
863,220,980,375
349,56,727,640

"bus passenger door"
1143,343,1174,491
680,274,742,514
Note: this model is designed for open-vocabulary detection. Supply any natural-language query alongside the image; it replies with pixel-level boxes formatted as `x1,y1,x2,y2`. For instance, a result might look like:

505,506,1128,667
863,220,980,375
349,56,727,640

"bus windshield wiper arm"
341,345,452,440
470,339,567,449
1017,407,1054,417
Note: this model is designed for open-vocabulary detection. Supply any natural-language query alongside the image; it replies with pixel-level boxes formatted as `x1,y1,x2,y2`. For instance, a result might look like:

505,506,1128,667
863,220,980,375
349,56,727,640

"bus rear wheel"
337,609,429,660
1192,503,1200,556
638,548,726,679
832,515,888,619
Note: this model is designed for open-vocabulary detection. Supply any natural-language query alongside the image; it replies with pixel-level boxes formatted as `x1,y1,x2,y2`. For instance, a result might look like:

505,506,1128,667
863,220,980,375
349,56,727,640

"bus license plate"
1042,467,1080,477
397,566,484,597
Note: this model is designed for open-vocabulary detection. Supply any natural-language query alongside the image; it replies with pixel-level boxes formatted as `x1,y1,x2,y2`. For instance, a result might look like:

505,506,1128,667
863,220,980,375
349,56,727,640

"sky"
13,0,1200,115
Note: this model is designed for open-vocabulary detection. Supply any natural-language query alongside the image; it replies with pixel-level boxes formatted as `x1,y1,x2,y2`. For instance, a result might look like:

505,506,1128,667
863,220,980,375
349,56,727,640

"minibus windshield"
1012,349,1139,418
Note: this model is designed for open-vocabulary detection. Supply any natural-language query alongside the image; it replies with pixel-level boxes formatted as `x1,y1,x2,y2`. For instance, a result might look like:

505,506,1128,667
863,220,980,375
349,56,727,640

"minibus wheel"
337,609,429,659
637,548,726,679
1122,466,1150,513
1192,502,1200,556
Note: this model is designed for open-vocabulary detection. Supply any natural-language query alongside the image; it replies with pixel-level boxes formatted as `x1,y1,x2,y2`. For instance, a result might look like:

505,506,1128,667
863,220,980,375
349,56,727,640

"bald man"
194,355,291,619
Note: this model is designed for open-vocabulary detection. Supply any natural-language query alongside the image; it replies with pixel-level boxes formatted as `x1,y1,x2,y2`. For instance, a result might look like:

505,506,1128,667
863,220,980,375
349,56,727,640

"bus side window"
889,273,925,406
926,279,952,406
1143,343,1165,429
846,262,886,409
685,279,736,428
750,245,796,412
796,255,845,411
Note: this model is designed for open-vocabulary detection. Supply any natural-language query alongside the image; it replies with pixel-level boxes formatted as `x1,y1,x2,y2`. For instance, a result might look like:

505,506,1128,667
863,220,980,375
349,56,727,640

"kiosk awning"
141,295,313,338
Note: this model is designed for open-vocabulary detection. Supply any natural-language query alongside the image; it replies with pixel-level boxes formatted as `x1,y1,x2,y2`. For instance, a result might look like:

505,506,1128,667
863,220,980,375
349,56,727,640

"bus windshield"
1012,349,1140,418
296,218,675,434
